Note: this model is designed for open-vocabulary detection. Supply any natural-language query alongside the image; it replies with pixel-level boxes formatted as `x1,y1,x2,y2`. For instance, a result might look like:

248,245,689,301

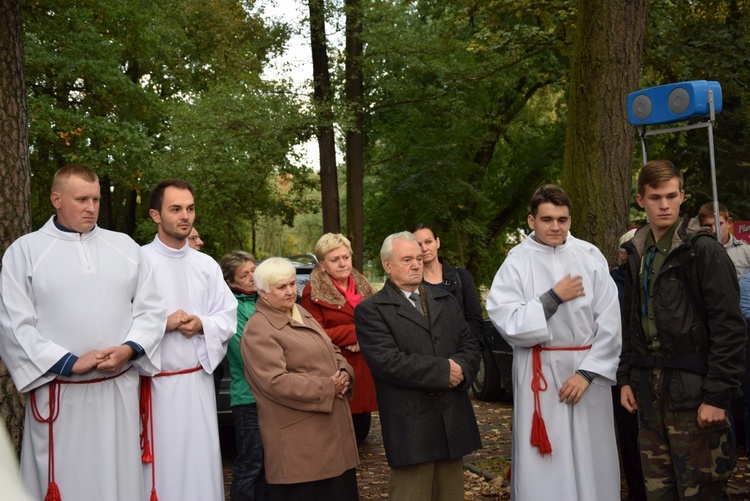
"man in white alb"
141,179,237,501
0,164,166,501
486,184,621,501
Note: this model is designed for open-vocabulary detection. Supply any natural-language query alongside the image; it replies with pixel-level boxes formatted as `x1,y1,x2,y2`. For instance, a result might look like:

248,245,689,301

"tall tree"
21,0,312,258
361,1,571,284
345,0,364,269
309,0,341,233
0,0,29,451
562,0,650,264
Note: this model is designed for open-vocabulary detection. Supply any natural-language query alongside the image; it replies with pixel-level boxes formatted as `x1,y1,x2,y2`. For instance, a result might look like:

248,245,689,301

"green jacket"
228,289,257,406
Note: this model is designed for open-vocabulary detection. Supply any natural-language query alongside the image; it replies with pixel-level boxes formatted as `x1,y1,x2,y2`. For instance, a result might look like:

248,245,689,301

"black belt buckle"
651,353,665,369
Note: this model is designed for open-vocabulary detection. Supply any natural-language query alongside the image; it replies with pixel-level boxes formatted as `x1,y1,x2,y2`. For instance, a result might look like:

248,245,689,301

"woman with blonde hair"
241,257,359,500
301,233,378,445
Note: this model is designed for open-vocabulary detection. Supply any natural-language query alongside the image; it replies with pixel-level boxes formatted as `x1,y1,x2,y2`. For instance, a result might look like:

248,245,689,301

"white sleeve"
0,242,66,392
192,267,237,373
486,253,553,348
126,247,167,375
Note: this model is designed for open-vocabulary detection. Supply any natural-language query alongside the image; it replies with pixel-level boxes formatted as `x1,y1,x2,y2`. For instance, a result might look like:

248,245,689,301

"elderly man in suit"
354,231,482,501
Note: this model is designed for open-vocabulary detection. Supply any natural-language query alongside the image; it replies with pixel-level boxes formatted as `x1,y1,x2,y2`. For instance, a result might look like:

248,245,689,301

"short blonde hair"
51,164,98,193
254,257,295,292
314,233,352,262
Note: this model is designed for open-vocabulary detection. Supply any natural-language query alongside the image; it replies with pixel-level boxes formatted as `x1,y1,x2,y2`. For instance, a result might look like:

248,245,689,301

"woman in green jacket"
220,250,268,501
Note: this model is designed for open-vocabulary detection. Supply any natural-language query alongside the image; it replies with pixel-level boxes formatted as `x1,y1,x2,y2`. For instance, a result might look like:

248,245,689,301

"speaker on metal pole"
627,80,722,126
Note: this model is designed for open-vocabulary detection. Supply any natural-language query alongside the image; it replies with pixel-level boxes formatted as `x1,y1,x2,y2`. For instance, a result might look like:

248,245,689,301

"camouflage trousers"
637,376,734,500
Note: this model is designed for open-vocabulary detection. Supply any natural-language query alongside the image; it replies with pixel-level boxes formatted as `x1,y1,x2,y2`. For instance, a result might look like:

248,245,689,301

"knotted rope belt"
530,344,592,456
140,365,203,501
29,367,131,501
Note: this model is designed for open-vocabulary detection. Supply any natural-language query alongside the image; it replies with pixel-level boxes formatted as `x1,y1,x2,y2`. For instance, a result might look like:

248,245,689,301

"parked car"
471,319,514,401
215,256,317,429
285,253,317,298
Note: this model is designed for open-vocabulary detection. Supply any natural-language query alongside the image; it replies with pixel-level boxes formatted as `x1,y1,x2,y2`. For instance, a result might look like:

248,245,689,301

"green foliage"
360,0,571,283
22,0,317,259
152,78,318,255
639,0,750,220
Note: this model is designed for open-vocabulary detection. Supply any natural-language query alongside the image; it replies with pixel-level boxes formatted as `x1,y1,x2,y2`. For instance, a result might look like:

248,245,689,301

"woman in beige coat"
241,257,359,501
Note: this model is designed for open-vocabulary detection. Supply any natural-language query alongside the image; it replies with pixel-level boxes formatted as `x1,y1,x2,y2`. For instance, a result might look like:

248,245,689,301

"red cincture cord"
30,369,129,501
530,344,592,456
140,365,202,501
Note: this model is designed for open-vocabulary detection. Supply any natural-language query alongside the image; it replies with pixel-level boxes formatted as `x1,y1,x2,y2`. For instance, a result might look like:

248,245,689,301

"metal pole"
640,127,648,164
707,90,721,241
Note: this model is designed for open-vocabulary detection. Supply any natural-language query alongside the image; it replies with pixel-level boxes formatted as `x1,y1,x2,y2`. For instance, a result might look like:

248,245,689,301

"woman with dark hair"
411,224,484,340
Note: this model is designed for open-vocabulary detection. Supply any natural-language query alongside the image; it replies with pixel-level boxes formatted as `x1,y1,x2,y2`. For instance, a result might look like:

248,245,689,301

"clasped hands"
72,344,134,375
167,309,203,337
332,370,351,399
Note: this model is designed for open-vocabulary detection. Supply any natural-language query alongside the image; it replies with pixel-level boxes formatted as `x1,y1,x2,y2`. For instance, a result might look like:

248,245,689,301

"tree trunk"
0,0,30,452
345,0,364,270
309,0,341,234
563,0,650,265
101,175,113,229
124,188,138,237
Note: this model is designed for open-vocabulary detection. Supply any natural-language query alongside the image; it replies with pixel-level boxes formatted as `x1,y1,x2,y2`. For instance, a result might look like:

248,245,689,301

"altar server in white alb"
486,184,621,501
0,164,166,501
141,179,237,501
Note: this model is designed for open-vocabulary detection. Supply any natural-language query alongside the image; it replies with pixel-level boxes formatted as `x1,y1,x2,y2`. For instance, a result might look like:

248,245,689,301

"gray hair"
380,231,420,262
219,250,255,282
254,257,295,292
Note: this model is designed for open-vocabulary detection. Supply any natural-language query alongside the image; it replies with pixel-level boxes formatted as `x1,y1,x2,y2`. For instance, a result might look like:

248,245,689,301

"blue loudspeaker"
627,80,722,126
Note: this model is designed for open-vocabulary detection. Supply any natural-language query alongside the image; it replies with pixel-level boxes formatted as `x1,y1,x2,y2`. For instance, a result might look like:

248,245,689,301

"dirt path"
224,396,750,500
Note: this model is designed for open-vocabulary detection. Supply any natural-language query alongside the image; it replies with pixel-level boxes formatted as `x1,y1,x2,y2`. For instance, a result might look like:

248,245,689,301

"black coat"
354,281,482,467
617,216,746,410
432,258,485,342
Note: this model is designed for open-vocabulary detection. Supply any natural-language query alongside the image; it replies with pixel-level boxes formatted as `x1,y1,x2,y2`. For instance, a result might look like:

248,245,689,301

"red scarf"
331,274,362,308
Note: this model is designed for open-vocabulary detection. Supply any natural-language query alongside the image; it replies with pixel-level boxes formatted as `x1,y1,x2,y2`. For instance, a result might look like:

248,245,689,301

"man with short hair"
619,160,745,499
0,164,166,501
188,226,204,251
354,232,481,501
698,201,750,277
486,184,621,500
141,179,237,501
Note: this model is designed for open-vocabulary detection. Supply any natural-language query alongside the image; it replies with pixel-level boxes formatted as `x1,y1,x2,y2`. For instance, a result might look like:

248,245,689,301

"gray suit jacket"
354,280,482,466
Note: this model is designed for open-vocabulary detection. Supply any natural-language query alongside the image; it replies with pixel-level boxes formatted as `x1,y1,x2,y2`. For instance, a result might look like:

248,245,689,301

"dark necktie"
642,246,656,315
409,292,425,317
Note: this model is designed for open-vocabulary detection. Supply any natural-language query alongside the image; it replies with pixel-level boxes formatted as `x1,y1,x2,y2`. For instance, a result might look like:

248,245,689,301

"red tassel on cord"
150,488,159,501
142,441,153,463
529,343,591,457
530,345,553,456
44,481,62,501
140,377,154,463
530,410,552,455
